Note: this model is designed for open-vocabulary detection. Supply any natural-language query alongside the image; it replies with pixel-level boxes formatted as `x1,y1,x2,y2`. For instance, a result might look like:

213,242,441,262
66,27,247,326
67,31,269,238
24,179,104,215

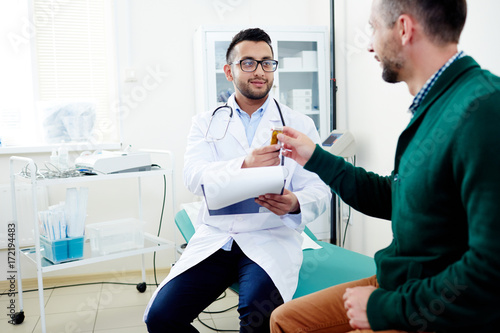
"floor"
0,271,240,333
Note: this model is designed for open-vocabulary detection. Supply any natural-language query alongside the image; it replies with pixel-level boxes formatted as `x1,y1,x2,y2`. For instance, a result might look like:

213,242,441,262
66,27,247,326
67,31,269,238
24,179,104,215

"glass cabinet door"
196,27,330,139
214,40,233,105
276,40,321,135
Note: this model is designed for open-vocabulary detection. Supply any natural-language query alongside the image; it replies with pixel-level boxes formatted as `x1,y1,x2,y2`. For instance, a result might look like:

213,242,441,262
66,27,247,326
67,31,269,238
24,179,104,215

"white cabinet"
194,26,331,139
9,154,175,332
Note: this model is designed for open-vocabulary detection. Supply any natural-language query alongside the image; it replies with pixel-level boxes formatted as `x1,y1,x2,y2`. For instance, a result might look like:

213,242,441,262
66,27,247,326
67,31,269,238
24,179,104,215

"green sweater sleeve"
304,144,392,220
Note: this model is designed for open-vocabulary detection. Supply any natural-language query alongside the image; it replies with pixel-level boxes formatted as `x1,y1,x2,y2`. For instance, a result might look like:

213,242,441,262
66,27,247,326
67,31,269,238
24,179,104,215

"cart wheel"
136,282,147,293
12,311,25,325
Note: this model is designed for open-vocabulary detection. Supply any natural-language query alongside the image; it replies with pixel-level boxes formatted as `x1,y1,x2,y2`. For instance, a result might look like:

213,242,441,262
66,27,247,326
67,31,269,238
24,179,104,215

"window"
0,0,119,150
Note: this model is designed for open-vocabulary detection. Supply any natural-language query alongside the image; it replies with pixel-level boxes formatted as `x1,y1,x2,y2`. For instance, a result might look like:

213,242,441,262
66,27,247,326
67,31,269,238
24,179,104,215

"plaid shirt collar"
409,51,465,115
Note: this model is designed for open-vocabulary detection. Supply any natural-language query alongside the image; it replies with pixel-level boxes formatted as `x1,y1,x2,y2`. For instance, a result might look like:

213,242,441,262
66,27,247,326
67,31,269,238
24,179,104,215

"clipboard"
201,182,285,216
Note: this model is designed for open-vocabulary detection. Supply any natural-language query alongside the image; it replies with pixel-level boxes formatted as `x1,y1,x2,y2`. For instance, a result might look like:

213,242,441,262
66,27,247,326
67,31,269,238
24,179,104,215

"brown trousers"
270,275,422,333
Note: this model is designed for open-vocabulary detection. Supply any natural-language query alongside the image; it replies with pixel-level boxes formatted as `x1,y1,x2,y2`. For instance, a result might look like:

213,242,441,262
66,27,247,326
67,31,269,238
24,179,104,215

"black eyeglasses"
230,59,279,72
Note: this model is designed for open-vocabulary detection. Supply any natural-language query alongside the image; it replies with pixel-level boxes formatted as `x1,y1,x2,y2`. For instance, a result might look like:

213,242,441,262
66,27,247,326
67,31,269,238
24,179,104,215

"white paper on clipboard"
202,166,287,215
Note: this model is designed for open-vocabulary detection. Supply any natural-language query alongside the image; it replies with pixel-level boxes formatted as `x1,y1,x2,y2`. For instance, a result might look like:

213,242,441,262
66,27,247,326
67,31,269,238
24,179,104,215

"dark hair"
380,0,467,44
225,28,274,64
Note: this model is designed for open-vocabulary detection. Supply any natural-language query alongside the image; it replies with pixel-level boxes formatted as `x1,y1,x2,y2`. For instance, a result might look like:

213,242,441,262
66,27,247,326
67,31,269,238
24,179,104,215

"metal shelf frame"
9,152,175,333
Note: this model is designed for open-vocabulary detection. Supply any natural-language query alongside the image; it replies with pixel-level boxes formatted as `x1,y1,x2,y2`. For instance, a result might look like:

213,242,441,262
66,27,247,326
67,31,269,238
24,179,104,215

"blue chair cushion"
175,209,196,243
294,240,375,298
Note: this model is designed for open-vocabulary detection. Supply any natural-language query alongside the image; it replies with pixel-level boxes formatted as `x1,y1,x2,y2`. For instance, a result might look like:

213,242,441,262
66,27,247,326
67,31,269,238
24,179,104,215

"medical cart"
9,152,176,333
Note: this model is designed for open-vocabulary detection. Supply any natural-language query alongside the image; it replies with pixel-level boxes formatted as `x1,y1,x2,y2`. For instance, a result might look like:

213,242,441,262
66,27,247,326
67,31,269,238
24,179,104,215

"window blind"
33,0,118,144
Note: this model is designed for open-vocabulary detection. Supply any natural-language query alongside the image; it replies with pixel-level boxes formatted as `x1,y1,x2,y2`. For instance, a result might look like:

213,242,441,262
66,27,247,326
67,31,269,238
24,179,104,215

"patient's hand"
343,285,376,329
278,126,316,166
255,189,300,216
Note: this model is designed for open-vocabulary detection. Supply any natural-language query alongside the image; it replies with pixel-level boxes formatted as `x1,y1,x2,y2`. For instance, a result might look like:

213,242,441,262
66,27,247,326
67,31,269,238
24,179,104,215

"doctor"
145,28,331,332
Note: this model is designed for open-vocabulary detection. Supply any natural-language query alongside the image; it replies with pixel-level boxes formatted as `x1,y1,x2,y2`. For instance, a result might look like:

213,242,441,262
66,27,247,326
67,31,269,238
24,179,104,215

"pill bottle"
270,126,283,145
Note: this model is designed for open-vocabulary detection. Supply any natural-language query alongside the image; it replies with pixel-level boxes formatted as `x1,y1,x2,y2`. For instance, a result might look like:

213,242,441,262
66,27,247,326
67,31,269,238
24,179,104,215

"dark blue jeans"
145,242,284,333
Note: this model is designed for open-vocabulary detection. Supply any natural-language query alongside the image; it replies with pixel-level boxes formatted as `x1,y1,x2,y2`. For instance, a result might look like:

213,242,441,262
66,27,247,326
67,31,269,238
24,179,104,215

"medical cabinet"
194,25,331,140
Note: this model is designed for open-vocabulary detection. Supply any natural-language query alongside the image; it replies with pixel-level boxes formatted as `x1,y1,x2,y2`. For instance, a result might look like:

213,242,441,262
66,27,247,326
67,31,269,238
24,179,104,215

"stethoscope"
205,98,286,165
205,98,285,142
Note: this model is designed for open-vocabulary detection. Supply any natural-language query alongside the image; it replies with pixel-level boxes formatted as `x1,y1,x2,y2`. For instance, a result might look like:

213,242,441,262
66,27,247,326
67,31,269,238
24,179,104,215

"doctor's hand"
277,127,316,166
343,286,376,330
242,144,281,168
255,189,300,216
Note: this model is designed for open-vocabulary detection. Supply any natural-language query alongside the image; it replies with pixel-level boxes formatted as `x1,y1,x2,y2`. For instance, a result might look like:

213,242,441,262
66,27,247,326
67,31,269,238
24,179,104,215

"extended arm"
279,126,392,220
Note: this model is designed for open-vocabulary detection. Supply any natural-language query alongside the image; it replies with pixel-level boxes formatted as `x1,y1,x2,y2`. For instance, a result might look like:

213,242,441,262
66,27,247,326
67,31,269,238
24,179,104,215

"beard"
381,57,403,83
379,37,404,83
234,78,273,100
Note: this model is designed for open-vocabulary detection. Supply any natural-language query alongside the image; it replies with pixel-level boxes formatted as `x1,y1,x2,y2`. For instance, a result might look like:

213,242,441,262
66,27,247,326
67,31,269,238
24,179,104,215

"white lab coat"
144,95,330,319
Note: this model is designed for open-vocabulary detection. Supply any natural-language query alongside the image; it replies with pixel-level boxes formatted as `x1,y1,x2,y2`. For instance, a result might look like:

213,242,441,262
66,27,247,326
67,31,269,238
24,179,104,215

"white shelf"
0,142,121,155
278,68,319,72
297,110,321,116
14,168,171,186
21,233,174,273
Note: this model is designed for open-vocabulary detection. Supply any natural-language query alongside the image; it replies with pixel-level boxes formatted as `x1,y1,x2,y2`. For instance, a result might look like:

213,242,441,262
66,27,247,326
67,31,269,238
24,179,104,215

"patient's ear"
397,14,415,46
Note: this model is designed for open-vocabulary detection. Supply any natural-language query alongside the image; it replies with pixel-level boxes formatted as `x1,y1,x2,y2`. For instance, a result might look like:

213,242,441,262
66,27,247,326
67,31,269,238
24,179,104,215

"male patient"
144,28,330,332
271,0,500,332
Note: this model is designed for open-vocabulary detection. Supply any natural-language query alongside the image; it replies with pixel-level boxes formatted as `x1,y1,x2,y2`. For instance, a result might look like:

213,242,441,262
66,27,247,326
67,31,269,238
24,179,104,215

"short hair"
380,0,467,45
226,28,274,64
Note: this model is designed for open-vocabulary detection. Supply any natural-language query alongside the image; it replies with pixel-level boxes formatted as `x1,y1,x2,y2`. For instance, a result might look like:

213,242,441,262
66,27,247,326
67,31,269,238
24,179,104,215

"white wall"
335,0,500,256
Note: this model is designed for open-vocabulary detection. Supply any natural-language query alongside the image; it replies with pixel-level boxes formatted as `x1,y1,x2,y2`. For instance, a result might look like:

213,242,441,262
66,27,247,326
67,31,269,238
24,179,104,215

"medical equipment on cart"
75,151,152,174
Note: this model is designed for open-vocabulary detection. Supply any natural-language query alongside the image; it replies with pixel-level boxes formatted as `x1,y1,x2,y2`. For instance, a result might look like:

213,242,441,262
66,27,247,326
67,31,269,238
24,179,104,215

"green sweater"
304,56,500,332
